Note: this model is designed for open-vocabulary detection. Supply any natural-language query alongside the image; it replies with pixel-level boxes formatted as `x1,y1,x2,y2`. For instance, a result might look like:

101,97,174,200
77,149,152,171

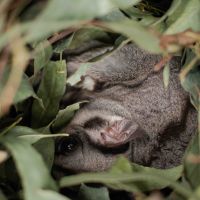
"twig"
0,46,10,79
154,55,172,71
160,30,200,51
179,56,199,82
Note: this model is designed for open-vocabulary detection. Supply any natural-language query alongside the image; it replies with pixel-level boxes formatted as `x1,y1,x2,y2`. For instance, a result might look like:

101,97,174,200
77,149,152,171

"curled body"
54,43,197,173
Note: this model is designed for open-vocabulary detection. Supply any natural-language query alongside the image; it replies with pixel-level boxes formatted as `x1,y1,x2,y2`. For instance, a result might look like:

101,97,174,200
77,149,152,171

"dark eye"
56,136,80,155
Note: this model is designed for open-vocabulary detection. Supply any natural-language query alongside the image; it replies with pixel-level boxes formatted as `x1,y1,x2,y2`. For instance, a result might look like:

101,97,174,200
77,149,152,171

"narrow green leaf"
189,186,200,200
67,28,111,50
109,157,183,191
184,133,200,189
0,136,57,200
60,172,190,197
39,0,140,21
105,19,162,53
0,70,38,104
60,157,188,197
34,138,55,170
36,190,70,200
5,126,68,144
165,0,200,34
53,34,74,54
52,102,84,132
153,0,181,26
78,184,110,200
180,49,200,109
67,63,91,86
0,191,7,200
34,40,53,74
31,60,67,128
163,63,170,88
19,133,68,144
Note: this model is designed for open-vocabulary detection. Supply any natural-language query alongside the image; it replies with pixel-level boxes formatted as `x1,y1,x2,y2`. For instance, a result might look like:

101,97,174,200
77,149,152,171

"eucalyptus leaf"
0,70,38,104
5,126,39,138
0,191,7,200
105,19,162,53
31,60,67,128
53,34,74,54
52,102,84,132
184,133,200,189
5,126,68,144
189,186,200,200
39,0,140,21
36,190,70,200
101,9,128,22
34,40,53,74
165,0,200,34
34,138,55,170
78,184,110,200
60,157,188,197
163,63,170,88
24,20,79,43
3,125,57,170
19,133,68,144
153,0,181,26
67,63,92,86
180,49,200,109
67,28,111,50
109,157,183,191
0,136,57,200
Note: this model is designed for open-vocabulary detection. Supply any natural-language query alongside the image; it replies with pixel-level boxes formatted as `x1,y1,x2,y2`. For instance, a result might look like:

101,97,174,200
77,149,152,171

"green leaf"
105,19,162,53
19,133,68,144
39,0,140,21
180,49,200,109
167,177,193,200
0,70,38,104
53,34,74,54
67,63,92,86
5,125,39,137
24,20,79,43
78,184,110,200
153,0,181,26
184,133,200,189
51,102,84,132
181,68,200,109
34,40,53,74
14,75,38,104
60,157,189,197
165,0,200,34
35,190,70,200
3,125,57,170
67,28,111,50
0,190,7,200
100,9,127,22
31,60,67,128
109,157,183,191
34,138,55,170
163,63,170,88
189,185,200,200
5,125,68,144
0,136,57,200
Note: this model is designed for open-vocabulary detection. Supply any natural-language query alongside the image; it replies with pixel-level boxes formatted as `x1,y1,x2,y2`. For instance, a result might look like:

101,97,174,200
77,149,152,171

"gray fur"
54,43,197,173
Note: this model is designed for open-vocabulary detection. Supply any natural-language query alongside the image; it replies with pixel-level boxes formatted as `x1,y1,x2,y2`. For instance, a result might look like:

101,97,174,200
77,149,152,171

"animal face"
54,125,132,173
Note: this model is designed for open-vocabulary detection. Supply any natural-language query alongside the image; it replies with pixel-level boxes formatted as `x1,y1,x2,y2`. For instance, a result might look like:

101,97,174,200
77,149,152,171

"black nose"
55,135,80,155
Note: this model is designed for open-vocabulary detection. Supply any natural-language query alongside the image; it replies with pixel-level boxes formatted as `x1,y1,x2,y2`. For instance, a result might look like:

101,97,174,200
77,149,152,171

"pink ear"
100,119,147,147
